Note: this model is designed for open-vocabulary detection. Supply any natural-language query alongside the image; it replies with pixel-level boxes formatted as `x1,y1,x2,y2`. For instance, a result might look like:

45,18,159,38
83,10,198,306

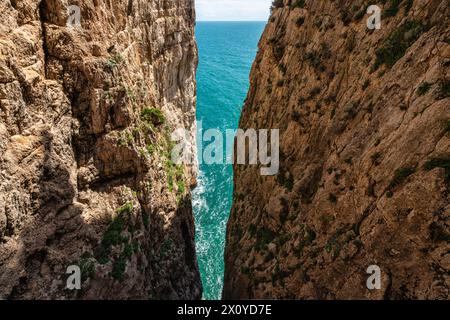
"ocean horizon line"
196,20,267,23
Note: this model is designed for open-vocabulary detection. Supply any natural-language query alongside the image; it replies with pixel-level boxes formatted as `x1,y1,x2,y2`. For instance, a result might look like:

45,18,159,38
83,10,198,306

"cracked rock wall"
224,0,449,299
0,0,201,299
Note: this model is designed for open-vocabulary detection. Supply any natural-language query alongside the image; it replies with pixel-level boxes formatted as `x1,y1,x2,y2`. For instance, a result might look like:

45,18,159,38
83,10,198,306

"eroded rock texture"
224,0,449,299
0,0,201,299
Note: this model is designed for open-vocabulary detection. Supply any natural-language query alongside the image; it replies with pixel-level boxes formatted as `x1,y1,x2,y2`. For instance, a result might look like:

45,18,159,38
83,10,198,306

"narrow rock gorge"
0,0,201,299
224,0,449,299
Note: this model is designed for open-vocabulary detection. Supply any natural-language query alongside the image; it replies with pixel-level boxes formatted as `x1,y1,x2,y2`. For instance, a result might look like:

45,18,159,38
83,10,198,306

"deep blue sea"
192,21,265,300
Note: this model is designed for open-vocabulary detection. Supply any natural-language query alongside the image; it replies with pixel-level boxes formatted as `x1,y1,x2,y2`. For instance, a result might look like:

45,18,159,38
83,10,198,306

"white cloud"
196,0,272,21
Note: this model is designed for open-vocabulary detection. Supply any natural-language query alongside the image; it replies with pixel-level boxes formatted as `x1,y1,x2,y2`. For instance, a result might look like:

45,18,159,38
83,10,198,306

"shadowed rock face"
0,0,201,299
224,0,449,299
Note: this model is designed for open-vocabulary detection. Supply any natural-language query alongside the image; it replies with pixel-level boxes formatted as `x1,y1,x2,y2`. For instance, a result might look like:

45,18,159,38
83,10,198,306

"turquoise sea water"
192,21,265,300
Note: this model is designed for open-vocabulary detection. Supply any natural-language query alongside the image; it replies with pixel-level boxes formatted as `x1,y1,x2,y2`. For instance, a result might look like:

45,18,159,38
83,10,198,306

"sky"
196,0,272,21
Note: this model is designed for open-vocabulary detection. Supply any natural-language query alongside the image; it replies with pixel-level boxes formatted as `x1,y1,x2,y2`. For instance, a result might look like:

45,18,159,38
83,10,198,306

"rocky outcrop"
0,0,201,299
224,0,449,299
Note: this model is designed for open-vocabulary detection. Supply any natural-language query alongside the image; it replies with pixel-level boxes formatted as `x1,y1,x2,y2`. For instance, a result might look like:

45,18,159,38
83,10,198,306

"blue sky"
196,0,272,21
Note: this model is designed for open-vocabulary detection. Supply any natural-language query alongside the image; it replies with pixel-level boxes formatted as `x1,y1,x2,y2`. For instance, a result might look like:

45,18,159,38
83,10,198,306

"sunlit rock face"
0,0,201,299
224,0,449,300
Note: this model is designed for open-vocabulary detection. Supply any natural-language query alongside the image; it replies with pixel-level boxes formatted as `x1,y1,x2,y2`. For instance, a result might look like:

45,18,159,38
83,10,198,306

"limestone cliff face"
224,0,449,299
0,0,201,299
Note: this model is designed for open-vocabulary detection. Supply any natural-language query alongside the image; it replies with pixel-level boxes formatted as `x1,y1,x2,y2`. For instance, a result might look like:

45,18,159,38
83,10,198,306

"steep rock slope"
0,0,201,299
224,0,449,299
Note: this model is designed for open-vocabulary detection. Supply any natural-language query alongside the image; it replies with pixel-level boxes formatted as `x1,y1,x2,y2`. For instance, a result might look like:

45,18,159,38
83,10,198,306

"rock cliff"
224,0,449,299
0,0,201,299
